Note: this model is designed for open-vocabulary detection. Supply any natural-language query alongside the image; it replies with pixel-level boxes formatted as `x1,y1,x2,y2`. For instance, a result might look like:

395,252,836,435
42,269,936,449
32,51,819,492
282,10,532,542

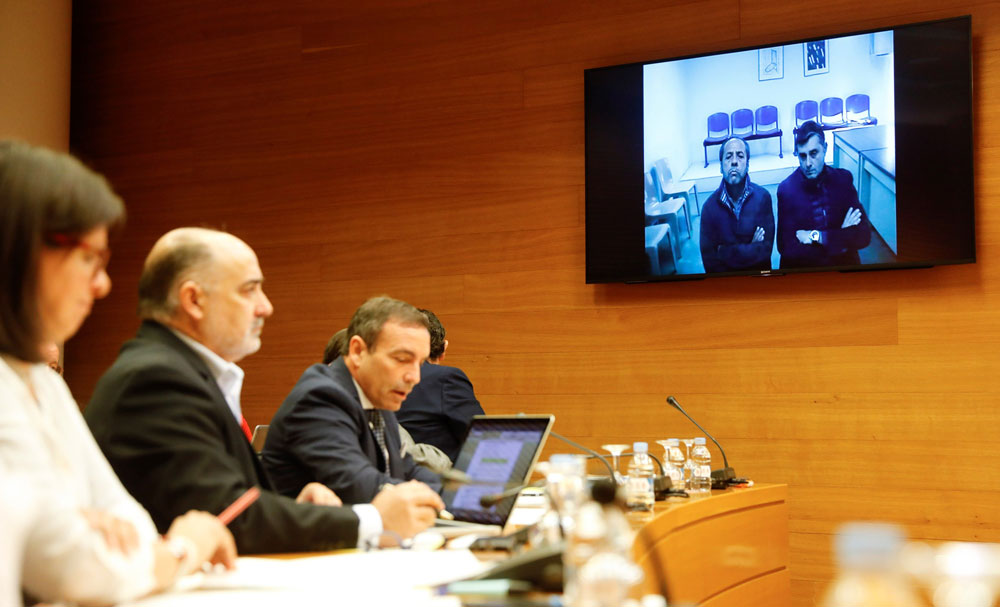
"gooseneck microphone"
479,480,545,508
666,396,736,483
439,468,473,486
547,429,617,478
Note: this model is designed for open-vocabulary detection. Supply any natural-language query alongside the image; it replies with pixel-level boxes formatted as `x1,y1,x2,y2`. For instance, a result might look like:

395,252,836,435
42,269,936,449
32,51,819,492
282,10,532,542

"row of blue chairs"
702,95,877,167
702,105,782,167
795,94,877,130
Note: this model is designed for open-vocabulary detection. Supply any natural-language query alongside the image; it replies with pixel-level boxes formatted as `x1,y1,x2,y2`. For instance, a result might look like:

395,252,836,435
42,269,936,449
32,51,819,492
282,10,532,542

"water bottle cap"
633,441,648,452
694,437,706,445
667,438,679,446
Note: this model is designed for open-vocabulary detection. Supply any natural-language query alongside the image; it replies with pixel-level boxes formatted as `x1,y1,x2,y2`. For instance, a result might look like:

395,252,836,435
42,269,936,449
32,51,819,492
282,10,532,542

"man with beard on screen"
699,136,775,273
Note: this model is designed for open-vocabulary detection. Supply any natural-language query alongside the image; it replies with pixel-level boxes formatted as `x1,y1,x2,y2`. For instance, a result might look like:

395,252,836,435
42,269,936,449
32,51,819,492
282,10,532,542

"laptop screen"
441,415,553,526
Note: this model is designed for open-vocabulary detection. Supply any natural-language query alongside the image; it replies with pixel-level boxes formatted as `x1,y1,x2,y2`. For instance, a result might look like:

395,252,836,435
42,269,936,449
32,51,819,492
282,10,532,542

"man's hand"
841,207,862,229
165,510,237,571
296,482,342,506
752,226,765,243
371,480,444,540
795,230,814,245
81,508,139,554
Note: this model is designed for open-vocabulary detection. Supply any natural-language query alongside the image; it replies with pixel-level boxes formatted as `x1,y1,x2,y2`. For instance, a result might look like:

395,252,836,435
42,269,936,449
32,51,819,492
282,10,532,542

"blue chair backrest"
820,97,844,121
707,112,729,138
755,105,779,131
795,100,818,126
731,108,753,136
846,94,870,117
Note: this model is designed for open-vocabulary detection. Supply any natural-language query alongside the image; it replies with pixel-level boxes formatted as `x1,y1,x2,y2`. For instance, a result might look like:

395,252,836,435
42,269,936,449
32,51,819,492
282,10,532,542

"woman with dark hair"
0,140,237,606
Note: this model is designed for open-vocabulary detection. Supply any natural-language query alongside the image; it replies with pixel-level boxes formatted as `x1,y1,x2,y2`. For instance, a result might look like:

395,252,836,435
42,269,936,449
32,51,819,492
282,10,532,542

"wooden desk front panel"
632,486,789,606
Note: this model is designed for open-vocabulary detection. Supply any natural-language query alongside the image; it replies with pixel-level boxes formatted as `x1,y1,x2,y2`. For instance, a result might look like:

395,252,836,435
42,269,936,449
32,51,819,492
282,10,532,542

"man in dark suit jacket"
263,297,442,504
396,309,484,463
85,228,442,553
777,120,871,269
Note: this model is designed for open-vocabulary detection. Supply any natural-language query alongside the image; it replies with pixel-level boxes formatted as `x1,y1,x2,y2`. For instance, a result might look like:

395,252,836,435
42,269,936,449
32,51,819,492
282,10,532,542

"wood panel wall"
0,0,71,149
67,1,999,605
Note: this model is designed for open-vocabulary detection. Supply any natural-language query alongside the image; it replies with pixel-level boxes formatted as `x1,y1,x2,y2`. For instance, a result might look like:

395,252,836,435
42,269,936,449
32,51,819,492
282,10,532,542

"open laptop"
435,414,554,533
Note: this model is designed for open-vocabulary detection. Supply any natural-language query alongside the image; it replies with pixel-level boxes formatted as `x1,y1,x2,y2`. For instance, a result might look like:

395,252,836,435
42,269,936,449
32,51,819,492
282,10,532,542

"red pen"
217,486,261,525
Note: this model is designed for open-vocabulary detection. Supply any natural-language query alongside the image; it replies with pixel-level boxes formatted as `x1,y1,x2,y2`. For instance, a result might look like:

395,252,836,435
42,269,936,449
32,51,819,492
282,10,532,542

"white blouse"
0,356,158,605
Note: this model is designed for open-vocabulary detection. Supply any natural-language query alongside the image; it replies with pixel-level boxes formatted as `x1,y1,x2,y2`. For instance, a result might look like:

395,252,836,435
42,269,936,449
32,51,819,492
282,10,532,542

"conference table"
630,483,790,606
125,484,789,606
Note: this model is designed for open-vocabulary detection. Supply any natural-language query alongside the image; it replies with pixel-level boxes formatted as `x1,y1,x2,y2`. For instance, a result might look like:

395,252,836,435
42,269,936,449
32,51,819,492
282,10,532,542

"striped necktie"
366,409,390,472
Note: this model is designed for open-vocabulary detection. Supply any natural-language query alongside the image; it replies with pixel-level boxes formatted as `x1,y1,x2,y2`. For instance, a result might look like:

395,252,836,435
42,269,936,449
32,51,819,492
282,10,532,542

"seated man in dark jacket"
396,309,484,463
262,296,442,504
777,120,871,269
699,136,775,273
85,228,443,554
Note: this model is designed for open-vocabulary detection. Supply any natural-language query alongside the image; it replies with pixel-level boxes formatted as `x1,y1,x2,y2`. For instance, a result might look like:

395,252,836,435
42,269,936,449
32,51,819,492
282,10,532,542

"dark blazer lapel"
136,320,265,471
329,359,385,471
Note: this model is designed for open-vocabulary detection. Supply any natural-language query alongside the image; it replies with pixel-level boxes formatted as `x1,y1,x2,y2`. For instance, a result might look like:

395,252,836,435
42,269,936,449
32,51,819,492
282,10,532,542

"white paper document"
123,549,488,606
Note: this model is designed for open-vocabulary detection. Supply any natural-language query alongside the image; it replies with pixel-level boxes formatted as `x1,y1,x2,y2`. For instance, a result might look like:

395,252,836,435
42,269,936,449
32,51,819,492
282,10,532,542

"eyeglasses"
45,232,112,277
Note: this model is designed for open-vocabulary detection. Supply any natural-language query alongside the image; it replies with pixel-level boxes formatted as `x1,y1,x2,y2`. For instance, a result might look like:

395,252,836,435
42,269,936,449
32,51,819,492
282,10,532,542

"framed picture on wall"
758,47,783,81
804,40,829,76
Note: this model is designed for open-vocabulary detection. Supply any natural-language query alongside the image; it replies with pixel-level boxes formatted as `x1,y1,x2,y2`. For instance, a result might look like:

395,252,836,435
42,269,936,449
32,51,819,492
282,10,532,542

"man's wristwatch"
809,230,820,244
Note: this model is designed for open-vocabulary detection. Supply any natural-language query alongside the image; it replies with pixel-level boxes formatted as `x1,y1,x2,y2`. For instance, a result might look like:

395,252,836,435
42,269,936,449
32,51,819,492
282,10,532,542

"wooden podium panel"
631,484,789,607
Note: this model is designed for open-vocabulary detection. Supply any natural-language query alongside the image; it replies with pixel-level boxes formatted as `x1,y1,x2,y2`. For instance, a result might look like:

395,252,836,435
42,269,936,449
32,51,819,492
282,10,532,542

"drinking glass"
655,439,672,465
538,454,588,537
600,443,629,485
681,438,696,489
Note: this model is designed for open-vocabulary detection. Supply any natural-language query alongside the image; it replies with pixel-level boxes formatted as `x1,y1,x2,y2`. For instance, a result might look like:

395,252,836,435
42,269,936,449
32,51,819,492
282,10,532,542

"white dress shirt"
0,356,158,605
171,329,246,425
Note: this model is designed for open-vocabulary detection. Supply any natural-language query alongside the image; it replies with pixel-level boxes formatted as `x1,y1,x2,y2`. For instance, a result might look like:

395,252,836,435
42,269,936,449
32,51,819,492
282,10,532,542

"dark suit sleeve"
714,191,774,269
776,181,809,260
275,381,396,504
820,172,871,253
441,368,484,448
86,362,359,554
699,200,724,273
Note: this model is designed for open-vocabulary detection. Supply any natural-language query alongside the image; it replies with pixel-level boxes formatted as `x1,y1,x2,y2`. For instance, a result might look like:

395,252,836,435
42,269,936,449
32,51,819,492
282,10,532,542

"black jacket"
396,362,484,462
699,180,775,273
85,320,360,553
261,359,442,504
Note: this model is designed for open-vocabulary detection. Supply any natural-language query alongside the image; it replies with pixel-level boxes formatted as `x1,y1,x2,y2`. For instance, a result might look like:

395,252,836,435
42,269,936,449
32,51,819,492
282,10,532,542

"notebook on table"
434,414,554,534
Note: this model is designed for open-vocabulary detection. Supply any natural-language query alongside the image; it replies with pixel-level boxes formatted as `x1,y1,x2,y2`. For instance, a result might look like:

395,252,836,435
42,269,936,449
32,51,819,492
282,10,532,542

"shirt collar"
352,377,375,411
170,328,245,423
719,178,753,216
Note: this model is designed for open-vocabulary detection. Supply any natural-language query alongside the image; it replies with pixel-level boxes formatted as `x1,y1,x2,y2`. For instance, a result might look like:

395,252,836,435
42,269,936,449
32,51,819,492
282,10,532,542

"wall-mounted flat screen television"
585,16,974,284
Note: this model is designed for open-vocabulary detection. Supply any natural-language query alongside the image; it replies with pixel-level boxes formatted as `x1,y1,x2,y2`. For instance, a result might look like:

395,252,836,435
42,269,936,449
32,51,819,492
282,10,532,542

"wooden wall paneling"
898,294,1000,343
483,392,1000,443
739,0,993,41
451,343,1000,395
317,226,585,280
67,2,1000,606
442,299,899,353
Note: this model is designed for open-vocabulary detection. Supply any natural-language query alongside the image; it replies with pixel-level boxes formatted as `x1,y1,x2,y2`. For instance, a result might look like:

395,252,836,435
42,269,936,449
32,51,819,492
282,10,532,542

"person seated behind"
699,136,775,273
396,309,484,463
262,296,443,504
85,228,443,553
324,327,453,474
0,140,235,606
777,120,871,269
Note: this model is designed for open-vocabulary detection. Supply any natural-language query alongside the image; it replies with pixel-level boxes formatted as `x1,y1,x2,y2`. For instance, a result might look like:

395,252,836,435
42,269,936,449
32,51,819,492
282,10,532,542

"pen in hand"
218,487,261,525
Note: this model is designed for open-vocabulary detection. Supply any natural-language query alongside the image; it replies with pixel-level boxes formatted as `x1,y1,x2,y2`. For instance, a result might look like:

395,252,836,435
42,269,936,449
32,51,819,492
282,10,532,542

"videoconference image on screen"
585,16,974,284
644,32,896,276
